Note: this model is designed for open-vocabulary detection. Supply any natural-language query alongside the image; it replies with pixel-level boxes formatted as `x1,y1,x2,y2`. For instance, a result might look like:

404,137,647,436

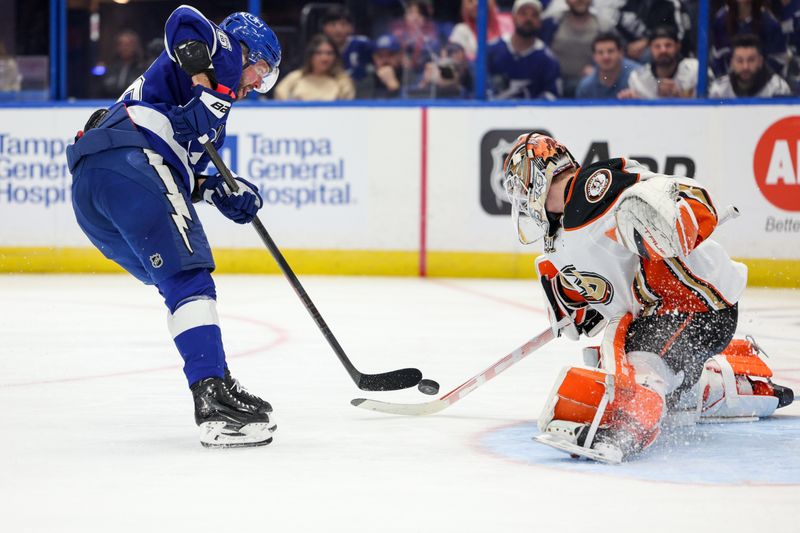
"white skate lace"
230,376,259,402
231,377,247,394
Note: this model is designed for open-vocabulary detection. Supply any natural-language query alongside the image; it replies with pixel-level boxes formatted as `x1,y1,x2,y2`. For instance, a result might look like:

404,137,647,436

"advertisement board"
426,105,800,263
0,107,420,249
0,103,798,284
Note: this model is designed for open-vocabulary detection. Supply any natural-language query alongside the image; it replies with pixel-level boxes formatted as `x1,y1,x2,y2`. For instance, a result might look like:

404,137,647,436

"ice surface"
1,275,798,532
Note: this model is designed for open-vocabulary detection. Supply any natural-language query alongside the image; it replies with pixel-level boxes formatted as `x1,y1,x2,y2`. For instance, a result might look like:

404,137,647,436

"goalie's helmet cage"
220,12,282,93
502,133,578,244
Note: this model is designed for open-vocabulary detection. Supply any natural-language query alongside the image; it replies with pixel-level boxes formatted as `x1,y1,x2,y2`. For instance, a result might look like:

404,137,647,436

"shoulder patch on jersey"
562,159,639,231
585,169,612,203
216,29,232,51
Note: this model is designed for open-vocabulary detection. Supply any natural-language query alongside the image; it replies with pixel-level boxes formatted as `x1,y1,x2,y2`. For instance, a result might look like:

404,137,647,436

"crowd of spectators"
44,0,800,100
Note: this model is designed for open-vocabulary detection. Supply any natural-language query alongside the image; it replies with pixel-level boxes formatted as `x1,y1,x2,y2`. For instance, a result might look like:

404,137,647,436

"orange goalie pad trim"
720,339,773,378
551,367,664,438
553,368,611,425
684,197,717,245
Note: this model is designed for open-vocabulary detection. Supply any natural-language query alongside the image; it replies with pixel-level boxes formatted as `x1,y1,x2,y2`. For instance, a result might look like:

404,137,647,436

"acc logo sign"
753,116,800,211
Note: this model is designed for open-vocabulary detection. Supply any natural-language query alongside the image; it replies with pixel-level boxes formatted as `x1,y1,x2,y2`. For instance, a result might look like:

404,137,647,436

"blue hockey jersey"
487,36,561,100
119,5,244,191
342,35,373,81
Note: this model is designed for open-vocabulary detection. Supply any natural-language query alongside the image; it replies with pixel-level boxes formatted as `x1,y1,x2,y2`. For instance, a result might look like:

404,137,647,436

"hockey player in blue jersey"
66,6,281,448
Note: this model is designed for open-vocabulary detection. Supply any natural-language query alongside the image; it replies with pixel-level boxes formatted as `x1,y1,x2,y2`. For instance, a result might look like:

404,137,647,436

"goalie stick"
202,141,423,392
351,328,556,415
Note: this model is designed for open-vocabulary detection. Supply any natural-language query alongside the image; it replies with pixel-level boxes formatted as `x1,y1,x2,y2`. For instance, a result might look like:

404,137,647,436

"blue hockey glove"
199,174,262,224
168,84,235,143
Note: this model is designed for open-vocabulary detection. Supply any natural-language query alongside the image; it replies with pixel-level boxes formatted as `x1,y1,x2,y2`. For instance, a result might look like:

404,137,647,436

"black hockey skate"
224,369,274,415
191,376,276,448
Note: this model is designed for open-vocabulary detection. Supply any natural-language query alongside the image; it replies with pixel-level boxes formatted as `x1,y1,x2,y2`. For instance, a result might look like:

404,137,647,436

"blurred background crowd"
2,0,799,101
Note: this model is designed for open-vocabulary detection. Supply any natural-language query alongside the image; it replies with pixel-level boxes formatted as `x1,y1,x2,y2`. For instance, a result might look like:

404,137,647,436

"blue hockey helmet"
220,12,281,93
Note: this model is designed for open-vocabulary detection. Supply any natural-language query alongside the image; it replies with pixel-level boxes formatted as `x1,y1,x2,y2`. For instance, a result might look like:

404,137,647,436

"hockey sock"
168,297,226,386
158,269,226,386
157,268,217,314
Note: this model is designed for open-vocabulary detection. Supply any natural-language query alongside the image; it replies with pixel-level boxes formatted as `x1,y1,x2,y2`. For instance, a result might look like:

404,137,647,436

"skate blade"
534,434,622,465
199,421,274,448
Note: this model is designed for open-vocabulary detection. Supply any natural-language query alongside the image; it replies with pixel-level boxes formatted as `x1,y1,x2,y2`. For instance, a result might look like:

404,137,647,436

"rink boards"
0,103,798,286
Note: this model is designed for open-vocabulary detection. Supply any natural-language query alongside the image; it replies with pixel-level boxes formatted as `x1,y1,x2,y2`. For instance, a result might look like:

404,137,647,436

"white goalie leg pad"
698,355,779,422
582,346,600,368
627,351,683,400
167,296,220,338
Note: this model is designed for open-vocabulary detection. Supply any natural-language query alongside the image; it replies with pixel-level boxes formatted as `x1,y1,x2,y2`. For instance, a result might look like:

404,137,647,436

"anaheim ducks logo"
559,264,614,304
585,169,612,203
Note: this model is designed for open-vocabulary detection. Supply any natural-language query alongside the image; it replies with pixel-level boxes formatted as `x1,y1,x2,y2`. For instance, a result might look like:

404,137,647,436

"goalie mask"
502,133,578,244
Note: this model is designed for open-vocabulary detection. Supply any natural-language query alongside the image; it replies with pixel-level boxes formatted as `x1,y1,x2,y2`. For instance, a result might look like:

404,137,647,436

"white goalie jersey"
542,158,747,320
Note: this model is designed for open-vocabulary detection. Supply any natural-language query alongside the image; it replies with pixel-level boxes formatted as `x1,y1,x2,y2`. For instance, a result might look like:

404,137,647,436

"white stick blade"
350,398,447,416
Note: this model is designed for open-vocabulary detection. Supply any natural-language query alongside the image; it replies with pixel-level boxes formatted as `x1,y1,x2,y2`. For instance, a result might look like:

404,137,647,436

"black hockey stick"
202,141,422,391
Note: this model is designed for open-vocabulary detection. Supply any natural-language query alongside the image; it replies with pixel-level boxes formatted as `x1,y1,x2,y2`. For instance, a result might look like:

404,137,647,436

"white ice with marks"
1,275,798,532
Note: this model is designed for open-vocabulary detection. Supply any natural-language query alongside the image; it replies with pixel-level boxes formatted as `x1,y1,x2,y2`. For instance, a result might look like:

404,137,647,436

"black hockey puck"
418,378,440,395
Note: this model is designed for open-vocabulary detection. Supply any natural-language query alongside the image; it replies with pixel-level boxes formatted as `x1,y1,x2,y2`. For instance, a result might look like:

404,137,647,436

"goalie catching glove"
536,257,606,341
613,176,702,259
198,173,262,224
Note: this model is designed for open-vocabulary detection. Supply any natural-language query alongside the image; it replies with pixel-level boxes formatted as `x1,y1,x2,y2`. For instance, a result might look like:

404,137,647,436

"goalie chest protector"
544,158,746,320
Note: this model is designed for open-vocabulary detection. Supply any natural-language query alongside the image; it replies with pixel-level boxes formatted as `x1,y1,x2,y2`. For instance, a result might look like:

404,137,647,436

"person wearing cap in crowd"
619,26,702,99
356,34,407,99
321,5,373,81
487,0,562,99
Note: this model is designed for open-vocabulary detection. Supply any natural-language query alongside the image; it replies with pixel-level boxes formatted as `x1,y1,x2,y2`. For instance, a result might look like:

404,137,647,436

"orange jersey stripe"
639,258,713,313
684,197,717,245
